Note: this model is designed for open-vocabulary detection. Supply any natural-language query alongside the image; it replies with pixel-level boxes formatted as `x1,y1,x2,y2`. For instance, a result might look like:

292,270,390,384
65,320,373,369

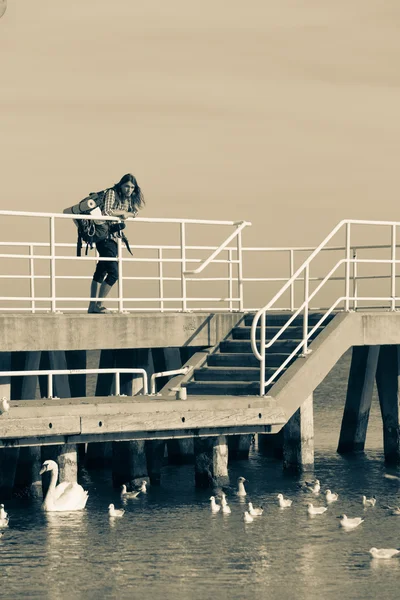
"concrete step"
194,366,286,382
232,326,324,340
219,339,302,354
184,381,262,396
207,352,296,368
243,312,336,327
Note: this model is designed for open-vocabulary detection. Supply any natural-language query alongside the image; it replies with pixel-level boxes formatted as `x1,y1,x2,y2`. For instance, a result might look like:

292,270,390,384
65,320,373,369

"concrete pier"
194,435,229,488
283,394,314,472
375,345,400,465
337,346,379,454
112,440,149,489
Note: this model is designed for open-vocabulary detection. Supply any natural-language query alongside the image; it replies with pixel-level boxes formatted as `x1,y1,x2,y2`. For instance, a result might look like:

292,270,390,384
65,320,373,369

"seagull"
209,496,221,513
220,492,228,507
120,485,140,499
137,481,147,493
338,514,364,529
307,503,327,515
221,503,231,515
362,495,376,507
243,511,254,523
325,490,339,503
108,504,125,518
299,479,320,494
391,507,400,516
248,502,263,516
236,477,247,497
0,504,9,528
383,473,400,482
277,493,292,508
369,547,400,559
0,397,10,415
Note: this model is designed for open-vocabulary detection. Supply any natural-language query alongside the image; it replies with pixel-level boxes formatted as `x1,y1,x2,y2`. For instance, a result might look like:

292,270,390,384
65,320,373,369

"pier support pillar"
66,350,87,464
337,346,379,454
167,438,194,464
258,431,283,458
375,345,400,465
228,434,253,461
0,352,19,499
112,441,149,489
41,444,78,498
283,394,314,472
194,436,229,488
145,440,166,485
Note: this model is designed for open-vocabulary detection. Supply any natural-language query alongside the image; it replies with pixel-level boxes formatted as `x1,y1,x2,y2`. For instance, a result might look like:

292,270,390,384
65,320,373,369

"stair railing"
251,219,400,395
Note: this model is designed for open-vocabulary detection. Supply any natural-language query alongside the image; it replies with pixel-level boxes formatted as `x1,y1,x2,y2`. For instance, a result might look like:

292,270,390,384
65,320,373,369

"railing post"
180,222,187,311
260,311,266,396
352,248,358,311
29,243,36,314
228,248,233,312
117,236,124,313
302,264,309,355
47,374,53,399
49,216,56,313
158,247,164,312
237,227,244,311
344,222,351,311
289,249,294,311
391,224,396,311
115,372,121,396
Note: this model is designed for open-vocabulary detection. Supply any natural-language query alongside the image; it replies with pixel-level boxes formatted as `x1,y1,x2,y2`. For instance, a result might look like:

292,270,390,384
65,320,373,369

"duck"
299,479,320,494
369,547,400,559
39,460,89,512
209,496,221,513
0,397,10,415
0,504,9,528
248,502,263,516
277,493,292,508
221,502,232,515
108,504,125,518
338,514,364,529
325,490,339,503
236,477,247,497
243,511,254,523
120,485,140,499
307,503,327,515
362,495,376,507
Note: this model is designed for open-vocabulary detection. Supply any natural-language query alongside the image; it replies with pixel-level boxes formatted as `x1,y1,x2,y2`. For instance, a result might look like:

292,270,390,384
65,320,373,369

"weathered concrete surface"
0,313,246,352
283,394,314,472
375,345,400,465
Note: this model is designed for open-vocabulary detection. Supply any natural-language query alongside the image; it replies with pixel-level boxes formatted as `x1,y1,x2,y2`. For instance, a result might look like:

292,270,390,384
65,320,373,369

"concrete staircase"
184,312,334,396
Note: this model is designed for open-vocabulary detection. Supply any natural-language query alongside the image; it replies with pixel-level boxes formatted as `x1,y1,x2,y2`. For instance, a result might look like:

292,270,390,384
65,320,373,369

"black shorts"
93,239,119,286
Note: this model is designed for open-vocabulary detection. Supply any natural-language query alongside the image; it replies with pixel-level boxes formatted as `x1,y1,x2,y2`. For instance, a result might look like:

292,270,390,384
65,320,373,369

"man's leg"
88,279,100,313
97,281,113,311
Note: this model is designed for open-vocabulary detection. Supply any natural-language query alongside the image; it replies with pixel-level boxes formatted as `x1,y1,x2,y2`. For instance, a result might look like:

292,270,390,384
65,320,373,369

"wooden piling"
283,394,314,472
194,435,229,488
337,346,379,454
375,345,400,465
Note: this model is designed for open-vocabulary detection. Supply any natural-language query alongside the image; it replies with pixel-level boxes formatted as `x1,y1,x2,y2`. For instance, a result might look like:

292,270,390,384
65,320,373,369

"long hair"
114,173,145,211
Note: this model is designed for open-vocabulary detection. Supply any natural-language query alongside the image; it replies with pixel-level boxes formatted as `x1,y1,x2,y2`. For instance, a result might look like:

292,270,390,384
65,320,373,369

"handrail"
183,221,250,275
251,218,400,395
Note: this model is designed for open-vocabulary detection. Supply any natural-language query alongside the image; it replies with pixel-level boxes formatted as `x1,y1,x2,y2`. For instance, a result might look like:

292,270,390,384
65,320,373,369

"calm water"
1,350,400,600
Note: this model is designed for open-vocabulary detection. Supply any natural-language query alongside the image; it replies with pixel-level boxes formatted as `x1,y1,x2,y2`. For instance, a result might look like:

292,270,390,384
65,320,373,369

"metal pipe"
391,224,396,311
302,264,309,355
180,222,187,311
49,216,56,313
344,222,351,311
150,366,192,395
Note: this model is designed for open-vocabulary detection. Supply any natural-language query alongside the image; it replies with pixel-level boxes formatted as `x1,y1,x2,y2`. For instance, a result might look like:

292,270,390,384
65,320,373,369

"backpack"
64,190,133,256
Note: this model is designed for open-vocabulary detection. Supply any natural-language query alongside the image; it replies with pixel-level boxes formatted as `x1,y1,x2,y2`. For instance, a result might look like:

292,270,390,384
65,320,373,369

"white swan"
369,547,400,559
40,460,88,512
209,496,221,513
362,495,376,507
236,477,247,497
338,514,364,529
307,503,327,515
248,502,263,516
243,511,254,523
120,485,140,499
108,504,125,517
325,490,339,503
0,504,8,528
277,493,292,508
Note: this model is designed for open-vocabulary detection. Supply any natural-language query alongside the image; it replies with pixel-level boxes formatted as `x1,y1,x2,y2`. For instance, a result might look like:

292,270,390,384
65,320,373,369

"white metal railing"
251,219,400,395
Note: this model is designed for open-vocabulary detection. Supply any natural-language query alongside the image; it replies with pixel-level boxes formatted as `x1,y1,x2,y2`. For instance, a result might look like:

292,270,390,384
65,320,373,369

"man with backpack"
87,173,145,314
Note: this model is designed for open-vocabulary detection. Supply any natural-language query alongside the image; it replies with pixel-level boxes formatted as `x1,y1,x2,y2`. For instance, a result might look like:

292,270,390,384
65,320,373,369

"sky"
1,0,400,270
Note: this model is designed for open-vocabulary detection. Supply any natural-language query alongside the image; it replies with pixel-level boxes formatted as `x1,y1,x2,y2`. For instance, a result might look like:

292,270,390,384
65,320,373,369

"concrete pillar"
194,435,229,488
258,430,284,458
65,350,87,464
112,440,149,489
49,351,71,398
283,394,314,472
375,345,400,465
0,352,19,499
41,444,78,498
337,346,379,454
167,438,194,464
228,434,253,461
86,349,115,468
145,439,166,485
